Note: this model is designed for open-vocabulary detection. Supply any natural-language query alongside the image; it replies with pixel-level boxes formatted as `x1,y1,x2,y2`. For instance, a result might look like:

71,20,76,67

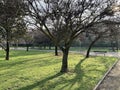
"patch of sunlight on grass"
0,50,117,90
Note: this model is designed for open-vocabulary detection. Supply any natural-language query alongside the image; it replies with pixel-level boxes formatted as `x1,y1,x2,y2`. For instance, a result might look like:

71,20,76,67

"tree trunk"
44,45,46,49
5,41,9,60
116,41,119,51
60,47,69,73
111,42,115,52
86,36,100,58
55,46,58,56
39,45,42,50
49,44,51,50
26,44,29,51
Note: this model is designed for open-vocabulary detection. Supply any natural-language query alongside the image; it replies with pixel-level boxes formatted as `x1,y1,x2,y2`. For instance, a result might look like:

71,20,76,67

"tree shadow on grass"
0,56,61,79
0,50,60,69
7,57,106,90
17,72,63,90
69,58,86,88
59,57,109,90
1,51,102,90
9,50,49,58
16,58,88,90
94,56,115,69
0,50,51,60
58,58,87,90
0,56,54,68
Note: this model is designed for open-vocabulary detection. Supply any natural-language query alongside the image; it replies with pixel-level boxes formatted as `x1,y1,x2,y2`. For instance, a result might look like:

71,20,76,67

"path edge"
93,59,119,90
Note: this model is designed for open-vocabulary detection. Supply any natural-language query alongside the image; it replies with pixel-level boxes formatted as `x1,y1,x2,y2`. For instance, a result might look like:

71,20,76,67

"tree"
23,31,33,51
0,0,26,60
33,30,58,55
85,20,120,58
0,26,6,49
107,24,120,51
55,46,58,56
26,0,116,73
33,30,52,49
85,22,110,58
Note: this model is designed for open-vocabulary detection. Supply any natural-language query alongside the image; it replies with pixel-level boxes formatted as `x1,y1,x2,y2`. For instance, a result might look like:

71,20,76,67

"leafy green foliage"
0,50,117,90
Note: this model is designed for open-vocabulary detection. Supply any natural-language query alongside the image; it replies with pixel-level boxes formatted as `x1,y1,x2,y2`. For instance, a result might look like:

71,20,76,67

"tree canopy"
25,0,118,72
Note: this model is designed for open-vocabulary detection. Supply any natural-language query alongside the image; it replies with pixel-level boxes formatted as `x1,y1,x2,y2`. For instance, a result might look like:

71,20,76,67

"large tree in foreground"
26,0,115,72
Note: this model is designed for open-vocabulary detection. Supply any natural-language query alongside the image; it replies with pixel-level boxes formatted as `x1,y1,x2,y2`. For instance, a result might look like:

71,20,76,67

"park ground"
96,60,120,90
0,50,118,90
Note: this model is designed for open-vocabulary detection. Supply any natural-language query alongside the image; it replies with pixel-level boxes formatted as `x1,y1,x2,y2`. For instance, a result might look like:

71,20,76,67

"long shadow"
0,50,51,60
0,56,53,68
15,58,87,90
11,58,86,90
59,57,107,90
9,50,49,58
0,56,61,78
3,57,106,90
0,49,58,69
96,56,116,70
58,58,87,90
17,72,63,90
69,58,86,88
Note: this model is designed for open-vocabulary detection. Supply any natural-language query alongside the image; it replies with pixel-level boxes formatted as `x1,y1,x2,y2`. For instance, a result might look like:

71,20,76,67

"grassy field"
0,50,117,90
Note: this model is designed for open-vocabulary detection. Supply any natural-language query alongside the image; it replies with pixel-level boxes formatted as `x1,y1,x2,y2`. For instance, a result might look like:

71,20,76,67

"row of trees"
0,0,120,73
85,20,120,58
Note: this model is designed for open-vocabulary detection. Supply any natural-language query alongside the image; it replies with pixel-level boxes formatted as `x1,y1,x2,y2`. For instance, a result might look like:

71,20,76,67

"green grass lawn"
0,50,117,90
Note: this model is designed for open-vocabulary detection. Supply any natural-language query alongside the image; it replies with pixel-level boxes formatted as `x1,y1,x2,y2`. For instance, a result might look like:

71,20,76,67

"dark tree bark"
5,41,9,60
26,44,29,51
49,44,51,50
43,45,46,49
60,47,69,73
55,46,58,56
116,41,119,51
86,36,100,58
111,41,116,52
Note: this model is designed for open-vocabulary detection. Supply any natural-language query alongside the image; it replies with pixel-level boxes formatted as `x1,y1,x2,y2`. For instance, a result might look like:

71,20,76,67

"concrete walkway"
79,51,120,58
96,60,120,90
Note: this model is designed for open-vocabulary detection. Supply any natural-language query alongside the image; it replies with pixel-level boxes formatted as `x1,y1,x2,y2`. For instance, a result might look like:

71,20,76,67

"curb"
93,59,119,90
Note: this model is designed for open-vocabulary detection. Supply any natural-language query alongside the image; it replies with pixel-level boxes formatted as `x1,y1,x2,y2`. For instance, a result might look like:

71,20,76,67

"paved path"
79,51,120,58
96,60,120,90
80,51,120,90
